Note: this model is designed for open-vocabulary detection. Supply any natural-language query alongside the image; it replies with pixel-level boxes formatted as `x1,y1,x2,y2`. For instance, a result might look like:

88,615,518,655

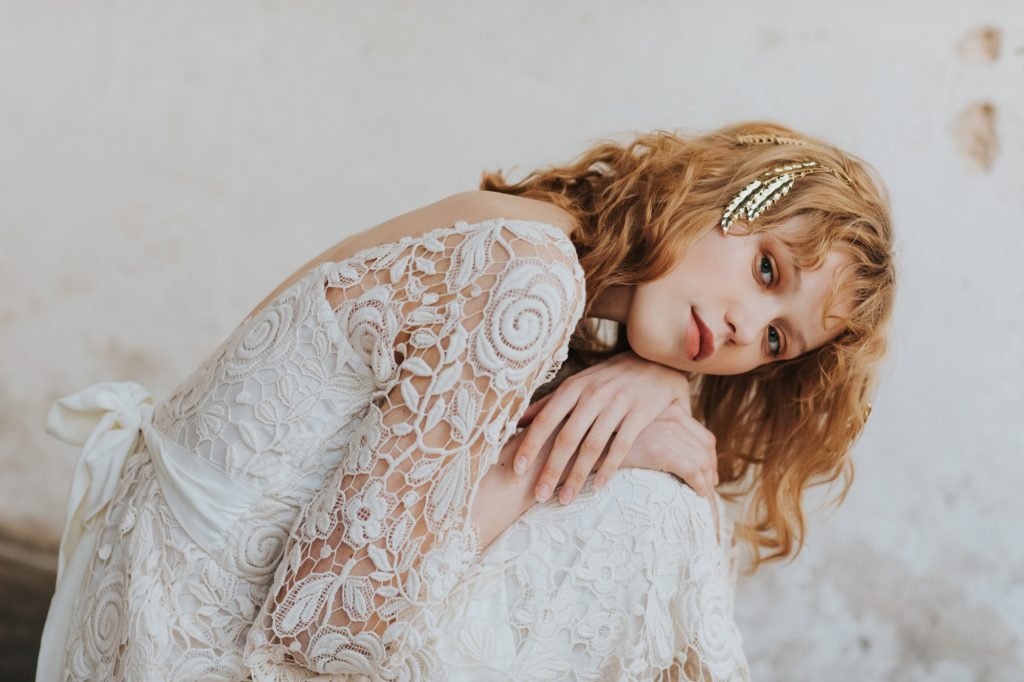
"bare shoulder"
325,190,576,263
442,190,578,239
245,191,578,320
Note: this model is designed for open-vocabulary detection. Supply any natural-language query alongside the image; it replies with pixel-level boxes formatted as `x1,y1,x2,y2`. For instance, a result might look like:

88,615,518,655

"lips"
692,309,715,361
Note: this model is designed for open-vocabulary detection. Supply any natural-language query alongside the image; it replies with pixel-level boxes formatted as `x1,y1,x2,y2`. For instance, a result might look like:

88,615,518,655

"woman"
37,121,895,681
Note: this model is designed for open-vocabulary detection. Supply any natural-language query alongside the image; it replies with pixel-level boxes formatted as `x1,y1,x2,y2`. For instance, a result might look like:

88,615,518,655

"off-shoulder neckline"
245,217,582,325
322,217,578,273
314,215,582,293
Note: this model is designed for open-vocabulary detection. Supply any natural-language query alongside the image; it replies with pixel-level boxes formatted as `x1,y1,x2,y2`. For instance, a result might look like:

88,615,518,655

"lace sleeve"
243,220,586,679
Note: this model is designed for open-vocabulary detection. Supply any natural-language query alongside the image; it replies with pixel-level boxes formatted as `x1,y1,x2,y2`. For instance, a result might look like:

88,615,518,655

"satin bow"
45,380,155,583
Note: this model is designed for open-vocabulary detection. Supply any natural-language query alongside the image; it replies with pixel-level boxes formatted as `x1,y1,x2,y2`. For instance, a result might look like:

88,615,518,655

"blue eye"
767,326,782,356
758,254,783,357
758,255,775,286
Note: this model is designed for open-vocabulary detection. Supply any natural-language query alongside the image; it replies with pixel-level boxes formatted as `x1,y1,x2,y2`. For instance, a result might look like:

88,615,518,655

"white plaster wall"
2,1,1021,678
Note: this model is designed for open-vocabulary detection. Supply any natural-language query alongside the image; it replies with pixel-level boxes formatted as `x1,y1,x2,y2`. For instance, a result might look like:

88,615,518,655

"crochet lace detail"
240,218,586,678
52,217,749,681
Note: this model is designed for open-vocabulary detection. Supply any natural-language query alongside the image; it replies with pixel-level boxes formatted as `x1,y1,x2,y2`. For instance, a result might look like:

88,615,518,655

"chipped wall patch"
953,102,998,172
955,26,1002,65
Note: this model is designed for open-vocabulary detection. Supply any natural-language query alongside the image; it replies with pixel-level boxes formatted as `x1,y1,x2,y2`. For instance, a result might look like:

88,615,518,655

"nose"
724,303,765,348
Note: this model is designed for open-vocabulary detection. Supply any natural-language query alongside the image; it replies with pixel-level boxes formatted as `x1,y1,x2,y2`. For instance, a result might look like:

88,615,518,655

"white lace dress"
37,218,750,681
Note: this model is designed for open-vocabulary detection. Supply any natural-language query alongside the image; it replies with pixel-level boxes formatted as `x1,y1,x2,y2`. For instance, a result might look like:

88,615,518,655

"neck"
586,282,633,324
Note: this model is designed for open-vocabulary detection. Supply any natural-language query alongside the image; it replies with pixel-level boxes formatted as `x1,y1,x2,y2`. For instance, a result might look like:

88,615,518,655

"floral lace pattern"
430,469,751,681
46,217,750,681
241,219,587,679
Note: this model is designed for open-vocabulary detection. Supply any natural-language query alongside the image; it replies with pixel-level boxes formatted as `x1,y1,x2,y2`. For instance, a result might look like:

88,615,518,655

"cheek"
695,342,752,376
624,291,652,357
626,288,676,362
625,321,661,364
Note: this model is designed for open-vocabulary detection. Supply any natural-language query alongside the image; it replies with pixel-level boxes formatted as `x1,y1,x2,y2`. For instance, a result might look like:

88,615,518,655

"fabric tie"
45,380,156,584
45,379,265,583
37,380,266,682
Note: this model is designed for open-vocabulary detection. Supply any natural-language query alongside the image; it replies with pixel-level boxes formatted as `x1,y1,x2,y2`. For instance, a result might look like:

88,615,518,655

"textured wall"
2,1,1022,679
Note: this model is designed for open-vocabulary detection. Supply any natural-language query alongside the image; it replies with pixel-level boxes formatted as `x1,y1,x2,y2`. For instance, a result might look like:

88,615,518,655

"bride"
37,121,895,681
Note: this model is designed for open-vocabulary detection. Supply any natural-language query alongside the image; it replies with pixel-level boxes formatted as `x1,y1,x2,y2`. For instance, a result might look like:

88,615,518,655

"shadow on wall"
1,540,56,682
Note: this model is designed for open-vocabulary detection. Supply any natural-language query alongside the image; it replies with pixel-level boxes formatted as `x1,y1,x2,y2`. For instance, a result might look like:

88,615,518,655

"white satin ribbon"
37,379,267,682
44,380,157,583
44,380,265,580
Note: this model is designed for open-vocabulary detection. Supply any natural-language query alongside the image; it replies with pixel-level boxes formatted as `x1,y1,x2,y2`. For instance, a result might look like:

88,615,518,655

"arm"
472,423,603,549
243,221,585,676
512,351,718,504
475,401,721,550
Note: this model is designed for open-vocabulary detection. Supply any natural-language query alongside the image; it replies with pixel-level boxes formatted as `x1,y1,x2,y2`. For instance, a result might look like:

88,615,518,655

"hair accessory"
720,161,853,234
735,133,809,146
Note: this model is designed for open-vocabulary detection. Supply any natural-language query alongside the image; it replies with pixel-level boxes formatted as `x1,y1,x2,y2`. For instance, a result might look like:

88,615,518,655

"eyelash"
757,254,784,358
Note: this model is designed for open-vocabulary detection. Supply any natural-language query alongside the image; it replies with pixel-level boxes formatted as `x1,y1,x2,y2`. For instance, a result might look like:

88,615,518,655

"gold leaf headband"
728,135,871,423
721,137,854,235
735,133,809,146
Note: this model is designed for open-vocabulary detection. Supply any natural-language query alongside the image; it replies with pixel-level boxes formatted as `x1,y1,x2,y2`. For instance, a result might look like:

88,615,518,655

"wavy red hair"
479,121,897,574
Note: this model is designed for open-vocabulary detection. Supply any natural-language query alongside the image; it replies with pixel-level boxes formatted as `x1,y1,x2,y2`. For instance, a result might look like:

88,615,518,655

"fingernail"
536,483,551,502
559,487,574,504
594,475,606,489
514,456,527,475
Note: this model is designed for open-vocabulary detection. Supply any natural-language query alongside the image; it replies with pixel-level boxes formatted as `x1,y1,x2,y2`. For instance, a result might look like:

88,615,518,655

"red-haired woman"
38,122,895,681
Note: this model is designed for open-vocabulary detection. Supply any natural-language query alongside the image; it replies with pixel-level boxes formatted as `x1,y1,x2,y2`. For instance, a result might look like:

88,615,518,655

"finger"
664,404,713,451
517,393,552,426
679,467,710,497
669,401,693,421
672,454,708,495
534,396,612,501
708,449,720,487
592,412,645,489
677,414,714,449
686,446,717,497
558,408,624,504
700,471,714,497
701,442,720,489
696,424,717,448
512,388,580,476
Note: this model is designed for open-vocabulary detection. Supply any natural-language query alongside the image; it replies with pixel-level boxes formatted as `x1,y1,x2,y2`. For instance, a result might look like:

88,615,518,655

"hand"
511,350,694,504
620,401,719,498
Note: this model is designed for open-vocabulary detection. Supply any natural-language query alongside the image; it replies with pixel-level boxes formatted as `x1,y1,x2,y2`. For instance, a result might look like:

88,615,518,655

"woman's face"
626,215,854,376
